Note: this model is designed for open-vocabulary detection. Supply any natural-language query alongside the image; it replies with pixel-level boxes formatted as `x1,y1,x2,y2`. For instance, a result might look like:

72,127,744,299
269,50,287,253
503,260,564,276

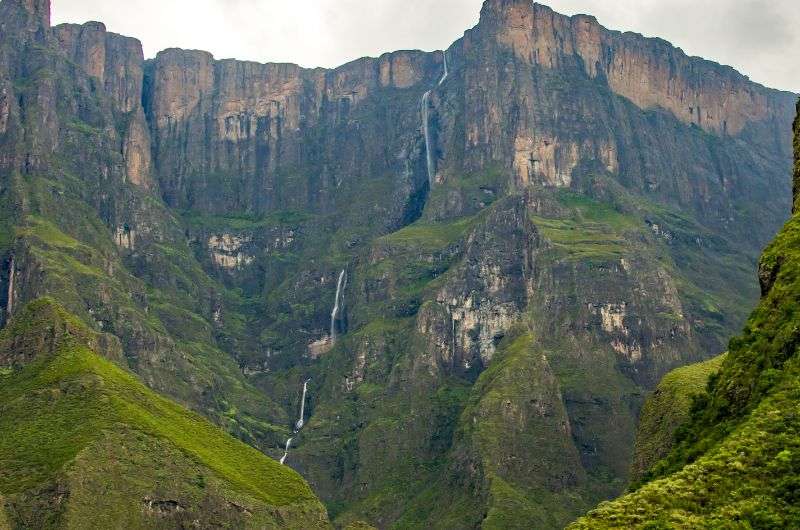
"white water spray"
281,379,311,466
422,50,449,187
279,437,293,465
439,50,449,86
330,269,347,341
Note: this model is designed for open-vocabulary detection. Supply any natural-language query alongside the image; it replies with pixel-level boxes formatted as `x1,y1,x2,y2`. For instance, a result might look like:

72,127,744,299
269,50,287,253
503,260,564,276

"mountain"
0,0,796,528
571,100,800,529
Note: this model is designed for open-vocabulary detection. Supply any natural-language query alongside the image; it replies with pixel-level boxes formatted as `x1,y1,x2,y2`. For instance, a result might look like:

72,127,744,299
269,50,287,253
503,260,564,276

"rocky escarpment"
479,0,782,136
53,21,153,189
143,47,440,218
440,0,794,242
0,0,797,528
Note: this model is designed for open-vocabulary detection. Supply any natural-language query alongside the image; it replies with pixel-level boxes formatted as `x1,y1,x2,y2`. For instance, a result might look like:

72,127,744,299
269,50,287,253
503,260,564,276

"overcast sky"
51,0,799,93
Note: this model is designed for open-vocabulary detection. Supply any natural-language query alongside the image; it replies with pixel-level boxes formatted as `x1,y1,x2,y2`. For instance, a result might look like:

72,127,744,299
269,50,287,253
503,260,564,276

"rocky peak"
146,48,216,126
54,22,109,85
54,22,145,113
50,20,152,189
472,0,792,136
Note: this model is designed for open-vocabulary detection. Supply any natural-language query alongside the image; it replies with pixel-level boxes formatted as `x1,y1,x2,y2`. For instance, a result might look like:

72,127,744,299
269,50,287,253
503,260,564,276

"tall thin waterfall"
422,50,449,186
279,437,293,465
330,269,347,341
296,379,310,431
280,378,311,466
6,256,15,318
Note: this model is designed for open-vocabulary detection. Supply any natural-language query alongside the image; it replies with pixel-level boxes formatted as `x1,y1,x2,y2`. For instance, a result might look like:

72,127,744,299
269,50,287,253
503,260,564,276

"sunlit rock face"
480,0,779,136
53,21,154,190
208,234,254,270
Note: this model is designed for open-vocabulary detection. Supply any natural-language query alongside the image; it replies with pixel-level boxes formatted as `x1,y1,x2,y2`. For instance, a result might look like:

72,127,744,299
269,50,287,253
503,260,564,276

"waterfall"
330,269,347,341
281,379,311,466
6,256,15,318
452,312,457,357
279,437,293,465
422,50,449,187
422,91,434,186
296,379,309,431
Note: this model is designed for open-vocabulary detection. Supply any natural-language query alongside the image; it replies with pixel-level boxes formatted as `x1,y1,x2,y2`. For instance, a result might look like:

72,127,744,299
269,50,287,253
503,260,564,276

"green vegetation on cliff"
572,100,800,529
629,354,725,483
0,299,329,529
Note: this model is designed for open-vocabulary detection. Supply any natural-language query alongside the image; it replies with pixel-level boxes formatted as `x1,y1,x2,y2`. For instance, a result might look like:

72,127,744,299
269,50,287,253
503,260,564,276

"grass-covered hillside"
571,100,800,529
0,299,330,529
629,354,726,482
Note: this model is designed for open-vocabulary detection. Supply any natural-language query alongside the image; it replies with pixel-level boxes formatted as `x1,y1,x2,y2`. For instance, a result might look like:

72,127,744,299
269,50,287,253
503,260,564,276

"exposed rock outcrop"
479,0,783,135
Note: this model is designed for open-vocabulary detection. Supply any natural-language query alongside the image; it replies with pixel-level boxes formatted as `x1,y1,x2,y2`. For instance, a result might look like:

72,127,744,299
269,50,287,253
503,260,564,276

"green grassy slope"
629,354,726,482
0,299,330,529
571,378,800,528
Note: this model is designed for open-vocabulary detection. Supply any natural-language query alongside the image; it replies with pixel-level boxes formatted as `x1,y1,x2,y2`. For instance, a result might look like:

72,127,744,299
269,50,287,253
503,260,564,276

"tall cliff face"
144,47,439,219
440,0,793,238
53,21,153,189
478,0,782,136
0,0,796,528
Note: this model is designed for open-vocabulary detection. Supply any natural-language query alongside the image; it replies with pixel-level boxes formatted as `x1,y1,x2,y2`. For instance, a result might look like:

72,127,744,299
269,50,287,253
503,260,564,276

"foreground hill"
571,102,800,529
0,299,330,528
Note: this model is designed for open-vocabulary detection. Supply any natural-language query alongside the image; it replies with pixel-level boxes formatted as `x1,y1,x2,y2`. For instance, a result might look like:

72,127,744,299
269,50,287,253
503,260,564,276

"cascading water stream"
330,269,347,341
296,379,309,431
281,268,345,465
280,269,347,464
279,437,293,465
422,50,449,187
280,379,311,466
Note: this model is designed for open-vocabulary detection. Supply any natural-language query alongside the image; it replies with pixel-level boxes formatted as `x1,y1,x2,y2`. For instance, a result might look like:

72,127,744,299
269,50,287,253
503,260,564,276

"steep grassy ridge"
0,299,330,529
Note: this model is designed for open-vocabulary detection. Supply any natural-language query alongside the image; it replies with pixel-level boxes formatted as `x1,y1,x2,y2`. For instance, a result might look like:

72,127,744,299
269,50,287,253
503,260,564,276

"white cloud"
50,0,799,92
